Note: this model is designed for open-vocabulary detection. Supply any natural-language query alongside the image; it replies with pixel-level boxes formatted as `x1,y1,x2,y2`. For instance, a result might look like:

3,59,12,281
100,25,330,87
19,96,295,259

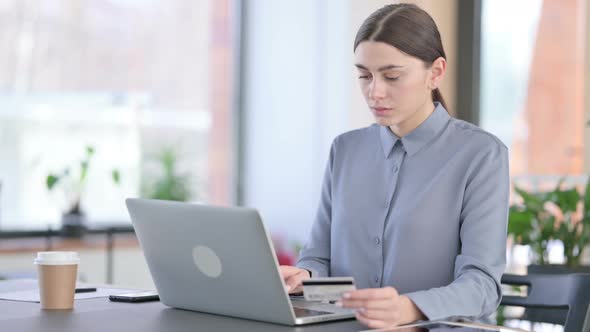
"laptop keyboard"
290,298,354,317
292,307,334,318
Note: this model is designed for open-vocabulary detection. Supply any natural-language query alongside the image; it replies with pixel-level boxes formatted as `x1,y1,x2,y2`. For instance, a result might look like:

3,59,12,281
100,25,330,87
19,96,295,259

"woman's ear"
429,57,446,90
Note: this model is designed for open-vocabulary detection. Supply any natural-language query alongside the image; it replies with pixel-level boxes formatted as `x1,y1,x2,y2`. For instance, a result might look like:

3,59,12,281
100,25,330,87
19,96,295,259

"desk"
0,280,527,332
0,279,365,331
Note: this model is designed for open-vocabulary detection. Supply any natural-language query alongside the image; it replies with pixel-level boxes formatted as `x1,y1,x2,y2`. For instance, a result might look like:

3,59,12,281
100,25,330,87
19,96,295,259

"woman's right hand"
279,265,311,294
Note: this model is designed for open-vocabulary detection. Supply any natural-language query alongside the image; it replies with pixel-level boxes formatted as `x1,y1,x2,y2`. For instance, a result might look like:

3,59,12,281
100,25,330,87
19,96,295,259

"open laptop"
125,198,355,325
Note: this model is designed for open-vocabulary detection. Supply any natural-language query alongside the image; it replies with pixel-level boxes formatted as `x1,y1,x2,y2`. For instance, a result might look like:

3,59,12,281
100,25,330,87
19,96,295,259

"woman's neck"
389,100,436,137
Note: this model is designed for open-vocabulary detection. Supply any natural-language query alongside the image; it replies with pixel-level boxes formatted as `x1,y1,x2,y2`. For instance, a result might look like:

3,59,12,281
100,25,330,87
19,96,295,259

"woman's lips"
372,107,392,116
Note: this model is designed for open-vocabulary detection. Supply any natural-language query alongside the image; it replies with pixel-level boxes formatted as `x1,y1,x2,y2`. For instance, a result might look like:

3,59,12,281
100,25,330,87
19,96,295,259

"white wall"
242,0,351,243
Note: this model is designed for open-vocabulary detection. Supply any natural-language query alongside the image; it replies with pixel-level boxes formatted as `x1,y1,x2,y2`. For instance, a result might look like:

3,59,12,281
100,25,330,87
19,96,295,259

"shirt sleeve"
296,139,337,277
404,142,509,322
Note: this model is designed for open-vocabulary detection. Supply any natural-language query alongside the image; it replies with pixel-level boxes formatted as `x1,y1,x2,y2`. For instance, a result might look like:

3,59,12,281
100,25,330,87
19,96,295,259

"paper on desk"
0,287,138,303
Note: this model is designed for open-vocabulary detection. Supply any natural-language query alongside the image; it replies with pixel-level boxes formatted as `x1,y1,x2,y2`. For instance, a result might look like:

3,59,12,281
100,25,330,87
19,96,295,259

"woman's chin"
374,116,399,127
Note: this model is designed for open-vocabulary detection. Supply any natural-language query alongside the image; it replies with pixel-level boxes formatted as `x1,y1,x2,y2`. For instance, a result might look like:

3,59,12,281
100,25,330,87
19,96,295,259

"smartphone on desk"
109,291,159,303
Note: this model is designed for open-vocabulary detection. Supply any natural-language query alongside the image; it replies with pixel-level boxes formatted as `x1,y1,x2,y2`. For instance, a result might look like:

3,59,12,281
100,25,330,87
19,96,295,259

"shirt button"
374,276,379,283
375,237,381,245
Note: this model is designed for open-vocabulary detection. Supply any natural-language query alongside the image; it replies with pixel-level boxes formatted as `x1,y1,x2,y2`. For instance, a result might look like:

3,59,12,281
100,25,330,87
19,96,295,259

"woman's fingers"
337,287,406,329
345,287,399,300
279,265,301,279
339,298,394,310
354,311,391,329
279,266,310,293
357,307,402,321
339,287,399,309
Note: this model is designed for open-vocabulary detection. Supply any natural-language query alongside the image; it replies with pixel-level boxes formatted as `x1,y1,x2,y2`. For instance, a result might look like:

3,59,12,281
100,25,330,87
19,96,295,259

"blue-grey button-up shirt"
297,102,509,322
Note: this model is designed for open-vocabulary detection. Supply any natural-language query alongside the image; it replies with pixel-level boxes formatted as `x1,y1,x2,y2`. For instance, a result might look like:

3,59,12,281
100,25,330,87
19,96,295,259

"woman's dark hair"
354,3,448,111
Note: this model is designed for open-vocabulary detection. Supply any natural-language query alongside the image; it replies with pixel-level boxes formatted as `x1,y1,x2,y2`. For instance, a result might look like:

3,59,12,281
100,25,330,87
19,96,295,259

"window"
481,0,586,178
0,0,236,229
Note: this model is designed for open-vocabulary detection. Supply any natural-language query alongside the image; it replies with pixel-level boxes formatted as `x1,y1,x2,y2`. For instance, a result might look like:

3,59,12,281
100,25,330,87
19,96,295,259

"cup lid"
34,251,80,265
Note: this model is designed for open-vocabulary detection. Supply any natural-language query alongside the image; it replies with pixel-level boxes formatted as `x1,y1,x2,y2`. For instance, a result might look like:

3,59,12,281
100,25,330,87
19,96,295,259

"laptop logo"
192,245,222,278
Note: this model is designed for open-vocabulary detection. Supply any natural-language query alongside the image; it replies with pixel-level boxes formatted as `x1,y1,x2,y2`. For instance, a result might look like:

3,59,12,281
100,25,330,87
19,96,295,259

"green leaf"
581,222,590,244
557,222,567,239
112,169,121,185
547,187,579,214
508,206,534,242
514,185,546,212
80,160,90,183
79,146,95,183
143,147,192,202
46,174,60,190
86,145,95,156
584,178,590,220
539,215,556,241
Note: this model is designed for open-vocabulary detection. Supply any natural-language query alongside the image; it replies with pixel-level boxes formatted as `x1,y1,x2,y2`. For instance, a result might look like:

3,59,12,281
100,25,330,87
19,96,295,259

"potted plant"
508,178,590,273
46,145,120,236
142,147,192,202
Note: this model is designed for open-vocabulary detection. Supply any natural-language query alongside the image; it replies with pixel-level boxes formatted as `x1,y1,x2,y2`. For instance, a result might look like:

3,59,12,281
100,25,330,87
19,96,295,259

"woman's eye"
358,75,371,80
385,76,400,81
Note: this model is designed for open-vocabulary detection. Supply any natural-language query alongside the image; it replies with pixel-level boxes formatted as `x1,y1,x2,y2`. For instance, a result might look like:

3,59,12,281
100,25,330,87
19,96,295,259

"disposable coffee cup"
34,251,80,309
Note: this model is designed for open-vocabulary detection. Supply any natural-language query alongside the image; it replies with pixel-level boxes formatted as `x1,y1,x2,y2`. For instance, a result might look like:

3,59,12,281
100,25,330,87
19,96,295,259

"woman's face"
354,41,443,134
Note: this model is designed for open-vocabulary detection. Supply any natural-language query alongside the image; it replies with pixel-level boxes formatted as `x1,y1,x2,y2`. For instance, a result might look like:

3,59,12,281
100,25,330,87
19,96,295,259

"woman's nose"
368,79,386,100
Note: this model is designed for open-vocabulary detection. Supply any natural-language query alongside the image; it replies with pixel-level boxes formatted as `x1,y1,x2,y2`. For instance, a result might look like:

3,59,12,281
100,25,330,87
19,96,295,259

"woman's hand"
279,265,311,294
337,287,426,329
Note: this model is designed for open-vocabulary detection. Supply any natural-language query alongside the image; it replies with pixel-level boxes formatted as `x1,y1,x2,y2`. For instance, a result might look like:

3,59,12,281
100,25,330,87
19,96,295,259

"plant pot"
60,212,87,238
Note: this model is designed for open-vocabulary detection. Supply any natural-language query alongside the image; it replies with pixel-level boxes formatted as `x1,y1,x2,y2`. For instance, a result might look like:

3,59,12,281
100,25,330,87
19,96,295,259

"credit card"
302,277,356,302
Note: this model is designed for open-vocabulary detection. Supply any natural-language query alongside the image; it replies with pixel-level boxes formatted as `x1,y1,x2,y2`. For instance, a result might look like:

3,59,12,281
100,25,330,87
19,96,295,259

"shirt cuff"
404,290,453,322
404,288,497,324
296,260,329,278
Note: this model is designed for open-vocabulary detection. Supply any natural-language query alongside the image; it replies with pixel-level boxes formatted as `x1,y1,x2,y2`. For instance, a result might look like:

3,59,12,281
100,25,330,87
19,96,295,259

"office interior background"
0,0,588,329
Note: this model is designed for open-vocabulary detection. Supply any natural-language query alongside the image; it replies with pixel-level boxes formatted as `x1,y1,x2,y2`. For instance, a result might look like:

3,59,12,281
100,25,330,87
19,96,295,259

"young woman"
280,3,509,329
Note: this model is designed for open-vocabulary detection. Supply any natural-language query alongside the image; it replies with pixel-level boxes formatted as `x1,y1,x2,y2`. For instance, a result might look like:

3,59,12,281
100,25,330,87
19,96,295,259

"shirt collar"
379,102,450,158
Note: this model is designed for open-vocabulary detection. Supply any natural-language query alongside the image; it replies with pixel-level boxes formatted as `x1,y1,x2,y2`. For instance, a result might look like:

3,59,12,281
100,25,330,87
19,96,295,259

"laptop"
125,198,355,325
